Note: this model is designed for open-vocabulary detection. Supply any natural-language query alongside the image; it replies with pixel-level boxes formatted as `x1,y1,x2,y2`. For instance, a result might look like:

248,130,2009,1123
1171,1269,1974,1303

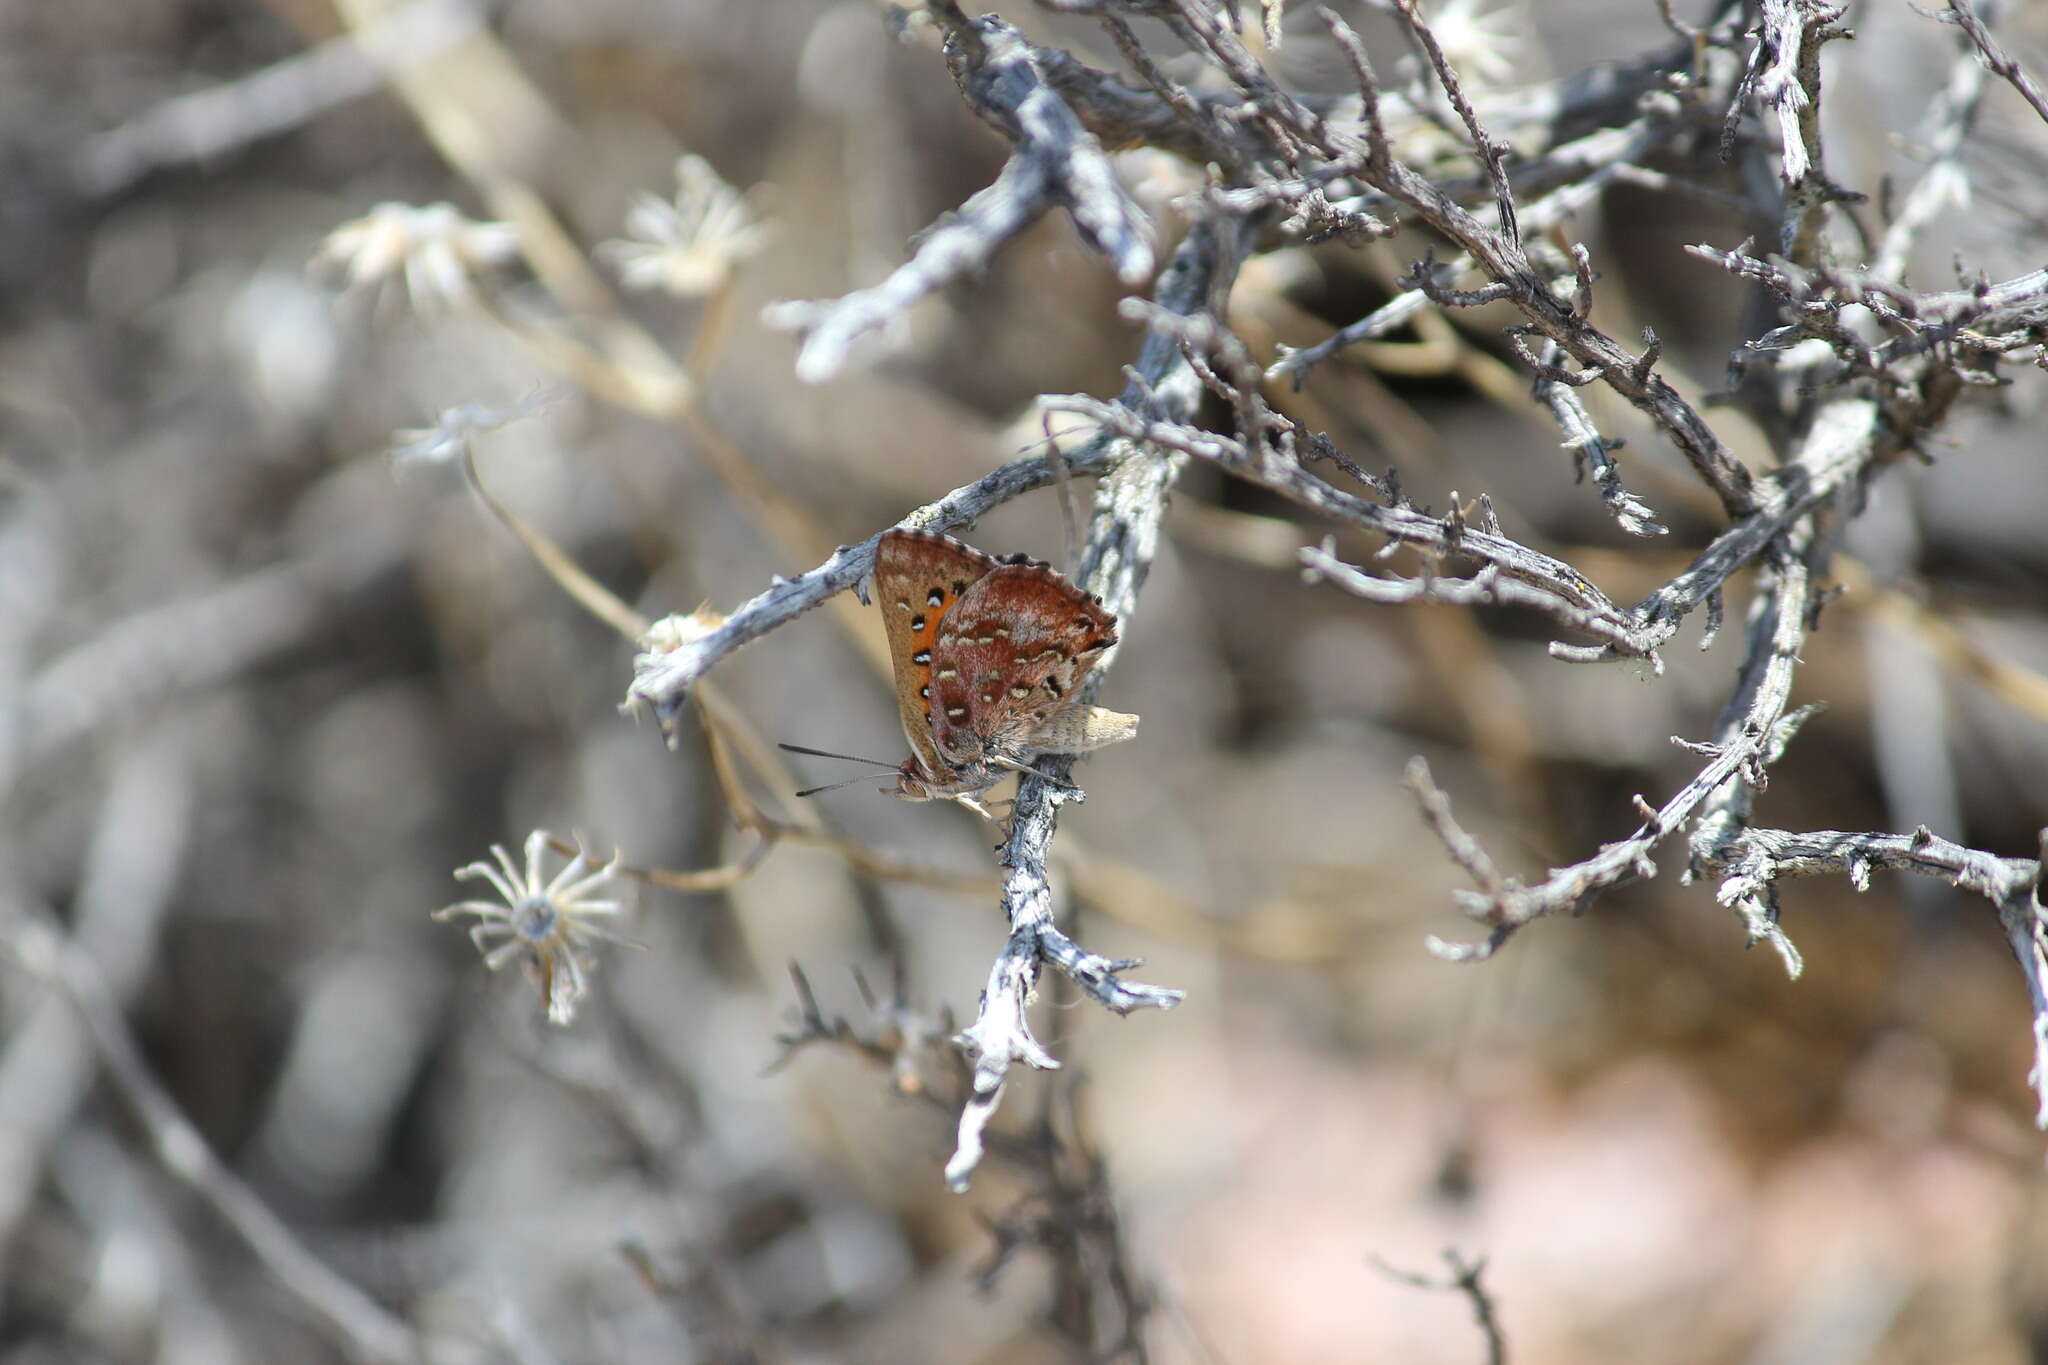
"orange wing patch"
872,530,1002,778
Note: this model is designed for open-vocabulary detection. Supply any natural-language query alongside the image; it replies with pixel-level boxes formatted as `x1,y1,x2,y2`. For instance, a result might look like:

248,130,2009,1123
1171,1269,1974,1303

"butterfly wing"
872,529,1001,782
927,562,1125,765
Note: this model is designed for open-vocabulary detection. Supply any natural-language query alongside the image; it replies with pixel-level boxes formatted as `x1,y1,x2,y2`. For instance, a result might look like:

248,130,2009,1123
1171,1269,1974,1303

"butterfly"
867,528,1138,820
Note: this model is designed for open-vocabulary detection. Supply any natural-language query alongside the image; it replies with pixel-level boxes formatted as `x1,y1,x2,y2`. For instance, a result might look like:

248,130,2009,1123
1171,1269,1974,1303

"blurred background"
5,1,2048,1361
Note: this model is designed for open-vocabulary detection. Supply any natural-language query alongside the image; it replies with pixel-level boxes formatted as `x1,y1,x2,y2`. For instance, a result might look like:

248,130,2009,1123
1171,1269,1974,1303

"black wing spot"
1085,637,1112,653
911,649,931,665
919,685,930,698
952,579,967,596
927,587,946,606
910,614,926,631
1044,677,1063,698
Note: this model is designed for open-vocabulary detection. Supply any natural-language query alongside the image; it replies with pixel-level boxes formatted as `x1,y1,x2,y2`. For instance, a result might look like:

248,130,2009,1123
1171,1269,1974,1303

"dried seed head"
1428,0,1525,90
434,830,629,1026
600,155,765,297
314,202,520,313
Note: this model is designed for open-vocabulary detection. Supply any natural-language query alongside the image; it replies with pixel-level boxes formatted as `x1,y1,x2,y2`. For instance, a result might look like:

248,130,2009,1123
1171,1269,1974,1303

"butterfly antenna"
793,773,888,799
1039,408,1082,569
778,742,900,770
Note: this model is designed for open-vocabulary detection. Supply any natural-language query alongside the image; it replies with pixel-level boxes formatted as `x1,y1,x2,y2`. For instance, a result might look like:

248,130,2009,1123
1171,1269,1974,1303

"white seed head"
600,155,766,297
313,201,520,313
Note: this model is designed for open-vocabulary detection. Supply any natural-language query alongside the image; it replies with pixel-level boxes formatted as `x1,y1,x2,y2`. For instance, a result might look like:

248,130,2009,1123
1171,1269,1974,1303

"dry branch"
766,13,1152,382
945,219,1247,1189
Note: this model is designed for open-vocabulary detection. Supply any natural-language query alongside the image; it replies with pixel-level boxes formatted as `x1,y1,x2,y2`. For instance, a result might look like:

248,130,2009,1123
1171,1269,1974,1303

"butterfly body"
872,529,1138,814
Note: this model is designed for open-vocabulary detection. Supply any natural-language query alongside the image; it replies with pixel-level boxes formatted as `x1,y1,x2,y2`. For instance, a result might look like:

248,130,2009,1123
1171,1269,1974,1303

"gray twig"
1270,56,1701,380
765,15,1152,382
1531,337,1668,537
1942,0,2048,130
0,733,194,1278
1692,824,2048,1121
74,0,483,196
3,907,423,1364
1408,398,1848,959
1753,0,1852,263
1872,5,1993,279
1255,11,1761,517
1369,1249,1509,1365
944,220,1242,1191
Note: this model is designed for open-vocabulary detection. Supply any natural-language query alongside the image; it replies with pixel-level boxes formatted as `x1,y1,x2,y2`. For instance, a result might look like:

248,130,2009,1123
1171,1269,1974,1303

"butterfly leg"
985,795,1024,842
952,793,1004,826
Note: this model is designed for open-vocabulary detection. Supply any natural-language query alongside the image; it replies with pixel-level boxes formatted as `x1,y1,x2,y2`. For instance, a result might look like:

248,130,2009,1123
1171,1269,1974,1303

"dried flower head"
600,155,764,297
435,831,627,1026
387,390,561,467
1428,0,1524,91
314,202,520,313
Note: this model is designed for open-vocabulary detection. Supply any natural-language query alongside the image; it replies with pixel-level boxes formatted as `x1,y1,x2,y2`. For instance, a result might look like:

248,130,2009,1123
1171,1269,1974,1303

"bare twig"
766,14,1153,382
1752,0,1852,263
1693,823,2048,1121
4,908,423,1363
74,0,482,195
975,1080,1155,1360
0,733,194,1278
1529,337,1668,537
944,218,1245,1191
1282,10,1761,517
770,962,962,1100
1872,6,1993,279
1942,0,2048,130
1408,403,1848,958
1369,1249,1508,1365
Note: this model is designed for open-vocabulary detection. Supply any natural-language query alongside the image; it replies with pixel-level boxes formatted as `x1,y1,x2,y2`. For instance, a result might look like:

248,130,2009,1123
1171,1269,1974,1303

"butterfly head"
887,753,998,804
889,757,938,803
